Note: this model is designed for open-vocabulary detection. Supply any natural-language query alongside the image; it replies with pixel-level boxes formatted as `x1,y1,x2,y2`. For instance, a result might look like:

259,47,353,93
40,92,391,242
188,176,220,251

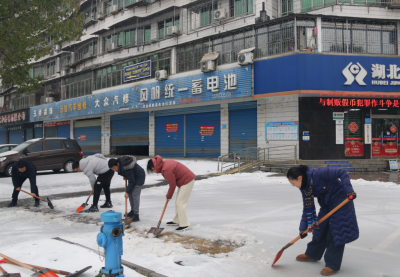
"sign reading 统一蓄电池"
30,65,252,122
124,60,151,82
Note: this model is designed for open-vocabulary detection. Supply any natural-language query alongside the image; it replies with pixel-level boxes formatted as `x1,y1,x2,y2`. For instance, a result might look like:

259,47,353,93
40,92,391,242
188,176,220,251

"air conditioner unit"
155,70,168,81
167,26,179,36
54,45,60,51
238,52,253,65
110,5,119,14
61,70,66,76
214,9,227,21
201,60,216,73
108,43,115,51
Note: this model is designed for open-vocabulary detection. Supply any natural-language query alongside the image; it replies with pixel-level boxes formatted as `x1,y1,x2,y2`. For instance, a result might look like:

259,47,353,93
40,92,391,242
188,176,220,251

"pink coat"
152,155,196,199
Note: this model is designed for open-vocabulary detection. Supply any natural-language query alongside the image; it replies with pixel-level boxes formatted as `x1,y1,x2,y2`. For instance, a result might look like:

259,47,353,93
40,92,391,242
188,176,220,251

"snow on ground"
1,162,400,277
0,158,219,202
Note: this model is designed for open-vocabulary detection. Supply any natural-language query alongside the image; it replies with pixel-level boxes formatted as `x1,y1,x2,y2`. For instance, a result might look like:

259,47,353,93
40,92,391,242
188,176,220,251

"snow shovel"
147,199,169,238
0,260,91,277
0,265,21,277
121,179,133,228
17,188,54,210
271,195,354,266
76,189,94,213
0,253,59,277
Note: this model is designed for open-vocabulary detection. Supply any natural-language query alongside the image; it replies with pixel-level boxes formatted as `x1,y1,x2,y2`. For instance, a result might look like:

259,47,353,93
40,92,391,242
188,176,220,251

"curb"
53,237,168,277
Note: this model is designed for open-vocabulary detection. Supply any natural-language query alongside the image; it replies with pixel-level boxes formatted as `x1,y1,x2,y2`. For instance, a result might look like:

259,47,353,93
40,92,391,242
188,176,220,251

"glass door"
372,118,399,158
344,109,364,157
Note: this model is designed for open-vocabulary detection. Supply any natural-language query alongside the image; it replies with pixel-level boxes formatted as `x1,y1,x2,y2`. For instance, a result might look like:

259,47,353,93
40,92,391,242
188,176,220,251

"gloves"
299,231,307,239
347,192,357,200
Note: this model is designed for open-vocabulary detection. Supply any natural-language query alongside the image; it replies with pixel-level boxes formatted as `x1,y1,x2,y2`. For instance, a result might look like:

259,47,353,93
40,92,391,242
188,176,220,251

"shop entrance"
372,118,399,158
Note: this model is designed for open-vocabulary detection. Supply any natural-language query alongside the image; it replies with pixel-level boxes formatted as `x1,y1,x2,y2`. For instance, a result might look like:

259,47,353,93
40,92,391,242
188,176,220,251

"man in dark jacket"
8,159,40,207
109,156,145,222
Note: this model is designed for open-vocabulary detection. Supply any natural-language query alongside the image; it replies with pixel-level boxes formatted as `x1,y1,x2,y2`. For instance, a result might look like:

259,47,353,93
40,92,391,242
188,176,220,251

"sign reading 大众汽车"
30,66,252,122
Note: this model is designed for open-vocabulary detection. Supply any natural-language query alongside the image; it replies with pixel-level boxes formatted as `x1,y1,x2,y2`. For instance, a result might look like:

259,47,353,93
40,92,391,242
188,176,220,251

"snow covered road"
0,160,399,277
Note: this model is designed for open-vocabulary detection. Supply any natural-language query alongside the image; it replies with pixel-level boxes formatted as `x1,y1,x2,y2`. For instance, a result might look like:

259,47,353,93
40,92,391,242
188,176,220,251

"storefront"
0,109,31,144
44,121,70,138
30,64,253,157
254,52,400,160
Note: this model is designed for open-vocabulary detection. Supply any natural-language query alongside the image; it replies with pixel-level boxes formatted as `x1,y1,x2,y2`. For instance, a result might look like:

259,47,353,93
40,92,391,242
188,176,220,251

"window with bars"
46,61,56,76
65,72,92,99
190,2,218,30
282,0,293,16
230,0,253,17
158,16,180,39
124,29,136,48
103,32,123,52
96,50,171,90
322,20,397,55
76,41,97,62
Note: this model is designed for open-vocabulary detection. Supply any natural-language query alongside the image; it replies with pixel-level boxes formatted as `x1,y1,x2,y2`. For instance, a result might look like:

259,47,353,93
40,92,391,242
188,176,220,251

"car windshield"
12,141,34,152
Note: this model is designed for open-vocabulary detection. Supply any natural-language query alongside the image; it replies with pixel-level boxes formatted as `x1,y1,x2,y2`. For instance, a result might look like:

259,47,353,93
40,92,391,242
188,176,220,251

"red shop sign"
45,121,70,127
199,126,214,136
80,135,86,141
348,122,359,133
390,125,398,133
319,98,400,108
166,123,178,133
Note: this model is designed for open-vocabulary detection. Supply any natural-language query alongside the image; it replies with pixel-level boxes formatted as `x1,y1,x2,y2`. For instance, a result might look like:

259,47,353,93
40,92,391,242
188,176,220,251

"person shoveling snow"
286,165,359,276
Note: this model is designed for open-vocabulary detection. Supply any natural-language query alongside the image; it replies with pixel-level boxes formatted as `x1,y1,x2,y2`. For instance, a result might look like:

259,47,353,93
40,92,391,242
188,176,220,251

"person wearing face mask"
286,165,358,276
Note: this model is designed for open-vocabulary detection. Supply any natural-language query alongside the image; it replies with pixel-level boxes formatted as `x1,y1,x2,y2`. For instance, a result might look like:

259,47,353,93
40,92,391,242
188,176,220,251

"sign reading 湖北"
124,60,151,82
166,123,178,133
199,126,214,136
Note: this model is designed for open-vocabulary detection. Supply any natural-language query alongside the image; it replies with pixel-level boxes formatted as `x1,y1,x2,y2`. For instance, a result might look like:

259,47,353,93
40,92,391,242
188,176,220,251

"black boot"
132,214,140,222
84,205,99,213
34,199,40,207
8,201,17,207
100,201,113,208
166,221,178,225
127,211,134,218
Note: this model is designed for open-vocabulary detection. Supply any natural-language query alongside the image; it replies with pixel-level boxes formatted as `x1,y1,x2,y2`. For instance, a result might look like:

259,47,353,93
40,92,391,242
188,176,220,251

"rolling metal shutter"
155,115,184,157
9,129,24,144
186,111,220,158
229,102,257,153
75,119,101,155
0,128,6,144
154,105,220,117
45,126,57,138
34,127,43,138
57,125,70,138
25,128,33,141
111,112,149,146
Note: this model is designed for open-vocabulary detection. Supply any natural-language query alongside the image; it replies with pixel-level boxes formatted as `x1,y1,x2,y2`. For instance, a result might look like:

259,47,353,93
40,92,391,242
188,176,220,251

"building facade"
1,0,400,159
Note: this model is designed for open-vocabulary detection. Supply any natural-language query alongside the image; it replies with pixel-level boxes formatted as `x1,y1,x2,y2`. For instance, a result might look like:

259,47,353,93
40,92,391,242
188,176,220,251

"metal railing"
218,145,298,173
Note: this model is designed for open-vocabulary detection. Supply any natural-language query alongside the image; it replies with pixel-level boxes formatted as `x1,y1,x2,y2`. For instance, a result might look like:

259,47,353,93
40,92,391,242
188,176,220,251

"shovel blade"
47,198,54,210
76,204,87,213
271,249,284,266
66,266,92,277
147,227,164,238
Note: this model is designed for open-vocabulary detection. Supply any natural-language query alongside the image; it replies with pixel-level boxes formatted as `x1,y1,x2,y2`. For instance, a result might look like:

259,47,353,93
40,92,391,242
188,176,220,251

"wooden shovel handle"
0,265,6,274
156,199,169,229
86,189,94,204
4,260,70,275
18,189,45,201
125,179,128,217
0,253,33,271
289,197,351,245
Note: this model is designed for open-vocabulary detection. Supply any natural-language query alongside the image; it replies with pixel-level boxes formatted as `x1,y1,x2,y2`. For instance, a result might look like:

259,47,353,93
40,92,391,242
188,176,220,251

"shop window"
344,109,364,157
372,118,400,158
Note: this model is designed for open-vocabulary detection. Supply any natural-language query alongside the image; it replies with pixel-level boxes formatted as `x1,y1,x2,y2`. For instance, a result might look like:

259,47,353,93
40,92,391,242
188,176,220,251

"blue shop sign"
254,53,400,95
30,65,252,122
124,60,151,82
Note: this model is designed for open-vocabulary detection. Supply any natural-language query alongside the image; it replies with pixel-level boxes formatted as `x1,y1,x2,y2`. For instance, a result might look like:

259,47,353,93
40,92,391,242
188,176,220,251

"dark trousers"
12,178,39,202
93,169,114,206
305,224,345,271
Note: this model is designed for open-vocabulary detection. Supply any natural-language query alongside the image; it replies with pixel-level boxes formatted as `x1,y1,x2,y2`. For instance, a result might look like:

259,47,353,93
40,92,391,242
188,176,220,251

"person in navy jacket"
287,165,358,276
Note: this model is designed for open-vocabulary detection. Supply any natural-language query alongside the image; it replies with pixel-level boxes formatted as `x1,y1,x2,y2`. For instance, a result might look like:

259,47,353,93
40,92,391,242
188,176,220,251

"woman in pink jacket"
147,155,196,230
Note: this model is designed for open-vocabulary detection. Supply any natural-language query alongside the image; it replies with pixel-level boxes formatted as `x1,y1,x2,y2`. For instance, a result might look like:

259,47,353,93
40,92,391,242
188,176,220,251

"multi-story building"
1,0,400,160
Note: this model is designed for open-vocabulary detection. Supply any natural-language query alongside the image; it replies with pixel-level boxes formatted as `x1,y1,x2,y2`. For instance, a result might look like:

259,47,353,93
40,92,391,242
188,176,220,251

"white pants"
172,179,194,227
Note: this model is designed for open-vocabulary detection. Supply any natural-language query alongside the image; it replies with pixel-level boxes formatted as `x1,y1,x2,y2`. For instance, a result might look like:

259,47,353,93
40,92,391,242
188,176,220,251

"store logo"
342,62,367,86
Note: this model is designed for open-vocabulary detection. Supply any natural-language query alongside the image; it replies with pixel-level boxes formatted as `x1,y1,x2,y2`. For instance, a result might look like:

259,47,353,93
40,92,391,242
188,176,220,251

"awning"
238,47,255,54
199,52,219,63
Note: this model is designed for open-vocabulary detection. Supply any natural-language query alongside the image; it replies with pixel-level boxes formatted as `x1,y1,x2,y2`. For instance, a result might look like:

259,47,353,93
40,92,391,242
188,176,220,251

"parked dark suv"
0,138,83,176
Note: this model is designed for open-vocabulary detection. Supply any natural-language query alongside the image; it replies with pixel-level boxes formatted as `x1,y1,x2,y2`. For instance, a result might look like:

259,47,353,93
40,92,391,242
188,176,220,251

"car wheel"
5,164,12,177
52,169,61,173
64,161,74,173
